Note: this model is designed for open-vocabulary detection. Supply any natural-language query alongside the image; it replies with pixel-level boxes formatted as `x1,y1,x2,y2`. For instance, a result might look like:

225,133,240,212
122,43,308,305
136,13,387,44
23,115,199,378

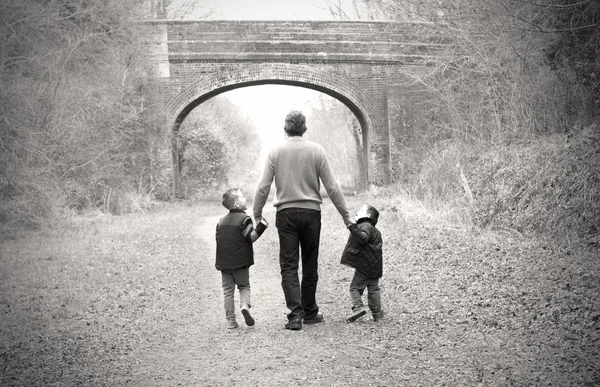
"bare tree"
148,0,215,19
0,0,171,229
350,0,598,137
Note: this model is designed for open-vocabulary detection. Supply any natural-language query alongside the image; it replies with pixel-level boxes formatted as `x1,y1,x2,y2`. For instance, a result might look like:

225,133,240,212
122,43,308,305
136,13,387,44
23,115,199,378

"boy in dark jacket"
340,204,384,322
216,188,268,329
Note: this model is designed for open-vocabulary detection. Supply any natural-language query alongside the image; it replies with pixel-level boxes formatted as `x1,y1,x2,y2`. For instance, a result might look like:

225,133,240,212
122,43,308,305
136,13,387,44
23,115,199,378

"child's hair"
222,188,242,210
358,204,380,225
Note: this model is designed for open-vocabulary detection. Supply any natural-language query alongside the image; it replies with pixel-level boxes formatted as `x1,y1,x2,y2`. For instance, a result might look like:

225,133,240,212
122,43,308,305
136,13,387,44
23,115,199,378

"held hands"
255,218,269,235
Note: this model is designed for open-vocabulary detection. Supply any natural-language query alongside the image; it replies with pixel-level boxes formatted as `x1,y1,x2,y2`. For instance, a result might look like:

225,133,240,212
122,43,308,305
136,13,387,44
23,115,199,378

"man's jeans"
349,269,382,315
221,267,251,320
276,208,321,321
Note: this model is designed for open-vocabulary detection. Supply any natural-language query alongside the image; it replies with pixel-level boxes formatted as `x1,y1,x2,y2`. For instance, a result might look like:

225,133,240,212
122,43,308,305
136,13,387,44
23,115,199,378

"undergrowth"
390,123,600,244
467,125,600,241
4,124,598,247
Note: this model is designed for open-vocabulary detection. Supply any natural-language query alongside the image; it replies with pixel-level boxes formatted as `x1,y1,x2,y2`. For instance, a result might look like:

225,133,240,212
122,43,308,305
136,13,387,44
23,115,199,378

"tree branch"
509,0,591,9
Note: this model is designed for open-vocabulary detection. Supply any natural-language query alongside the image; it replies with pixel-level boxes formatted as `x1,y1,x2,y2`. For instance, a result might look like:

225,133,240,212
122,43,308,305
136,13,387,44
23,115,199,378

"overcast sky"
169,0,357,20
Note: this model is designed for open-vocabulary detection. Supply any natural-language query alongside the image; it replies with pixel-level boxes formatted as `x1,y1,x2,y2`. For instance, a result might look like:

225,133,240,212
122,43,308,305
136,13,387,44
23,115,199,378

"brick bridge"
145,20,450,194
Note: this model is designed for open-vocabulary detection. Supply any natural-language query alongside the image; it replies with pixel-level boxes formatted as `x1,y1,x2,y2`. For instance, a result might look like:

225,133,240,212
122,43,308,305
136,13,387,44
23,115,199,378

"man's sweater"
253,136,353,227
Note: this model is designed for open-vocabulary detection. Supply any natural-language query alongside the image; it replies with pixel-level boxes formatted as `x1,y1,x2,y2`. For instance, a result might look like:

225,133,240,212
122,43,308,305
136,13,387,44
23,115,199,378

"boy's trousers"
221,267,251,319
349,269,382,314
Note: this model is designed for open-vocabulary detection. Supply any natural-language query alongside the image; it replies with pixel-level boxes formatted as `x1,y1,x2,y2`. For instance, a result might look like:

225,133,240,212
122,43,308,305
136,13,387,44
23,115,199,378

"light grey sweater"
253,136,353,227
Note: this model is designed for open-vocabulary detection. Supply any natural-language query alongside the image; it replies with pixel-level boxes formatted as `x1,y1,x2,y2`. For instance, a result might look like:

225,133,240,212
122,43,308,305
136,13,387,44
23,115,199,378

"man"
253,110,354,330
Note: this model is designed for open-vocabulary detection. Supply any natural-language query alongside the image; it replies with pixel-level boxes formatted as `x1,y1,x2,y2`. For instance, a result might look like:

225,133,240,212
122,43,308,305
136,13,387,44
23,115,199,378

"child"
340,204,384,322
215,188,268,329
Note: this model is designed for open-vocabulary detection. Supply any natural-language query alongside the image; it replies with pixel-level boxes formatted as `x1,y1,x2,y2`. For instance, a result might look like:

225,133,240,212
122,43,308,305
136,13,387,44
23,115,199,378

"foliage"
304,95,364,191
0,0,169,234
177,95,261,198
530,0,599,118
147,0,214,19
432,1,594,139
353,0,597,137
388,123,600,242
351,0,599,241
466,124,600,240
179,130,229,198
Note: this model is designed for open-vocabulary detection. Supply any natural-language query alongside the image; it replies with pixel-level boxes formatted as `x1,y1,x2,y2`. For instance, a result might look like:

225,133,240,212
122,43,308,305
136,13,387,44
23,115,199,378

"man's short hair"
284,110,307,136
221,188,242,209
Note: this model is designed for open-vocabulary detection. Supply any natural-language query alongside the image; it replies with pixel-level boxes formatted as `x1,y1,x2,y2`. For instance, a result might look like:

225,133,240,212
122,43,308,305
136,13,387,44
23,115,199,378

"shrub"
466,124,600,239
0,0,168,231
179,131,230,198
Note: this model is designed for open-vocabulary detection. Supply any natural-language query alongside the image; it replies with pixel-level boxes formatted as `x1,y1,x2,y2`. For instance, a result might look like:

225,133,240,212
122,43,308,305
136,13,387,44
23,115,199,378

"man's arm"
252,155,275,222
317,148,354,227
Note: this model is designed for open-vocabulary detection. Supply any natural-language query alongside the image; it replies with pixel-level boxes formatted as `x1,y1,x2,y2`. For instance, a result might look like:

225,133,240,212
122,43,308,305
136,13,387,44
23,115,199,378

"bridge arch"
145,20,451,197
167,63,374,194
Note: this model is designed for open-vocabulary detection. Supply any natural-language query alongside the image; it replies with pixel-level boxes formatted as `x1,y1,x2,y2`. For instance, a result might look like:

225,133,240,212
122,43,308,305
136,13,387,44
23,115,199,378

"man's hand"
255,218,268,235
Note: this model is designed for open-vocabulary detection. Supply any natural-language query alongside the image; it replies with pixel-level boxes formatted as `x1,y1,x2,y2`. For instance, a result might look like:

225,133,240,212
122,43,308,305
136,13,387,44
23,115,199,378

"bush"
176,95,261,199
391,123,600,242
466,124,600,239
0,1,169,232
179,131,230,198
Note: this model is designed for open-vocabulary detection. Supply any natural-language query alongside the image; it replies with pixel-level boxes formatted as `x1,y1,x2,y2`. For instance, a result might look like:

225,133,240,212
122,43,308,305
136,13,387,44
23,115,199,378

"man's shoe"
285,318,303,330
346,308,367,323
227,319,239,329
303,311,324,324
241,307,255,327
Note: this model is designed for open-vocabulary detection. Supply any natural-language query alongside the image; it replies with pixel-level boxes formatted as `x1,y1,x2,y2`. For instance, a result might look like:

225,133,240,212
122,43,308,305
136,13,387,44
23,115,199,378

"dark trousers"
276,208,321,320
349,269,382,315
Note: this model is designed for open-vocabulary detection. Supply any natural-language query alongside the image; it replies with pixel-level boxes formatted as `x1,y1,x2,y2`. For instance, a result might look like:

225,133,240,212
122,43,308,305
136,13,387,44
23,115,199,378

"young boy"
340,204,384,322
216,188,268,329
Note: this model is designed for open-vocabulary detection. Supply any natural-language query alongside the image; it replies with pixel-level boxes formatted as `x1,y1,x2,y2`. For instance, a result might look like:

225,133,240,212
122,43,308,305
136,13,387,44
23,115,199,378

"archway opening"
171,82,369,199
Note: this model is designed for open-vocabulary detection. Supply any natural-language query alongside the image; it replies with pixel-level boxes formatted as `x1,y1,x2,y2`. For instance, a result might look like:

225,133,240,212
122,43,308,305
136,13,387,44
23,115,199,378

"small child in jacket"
340,204,384,322
215,188,268,329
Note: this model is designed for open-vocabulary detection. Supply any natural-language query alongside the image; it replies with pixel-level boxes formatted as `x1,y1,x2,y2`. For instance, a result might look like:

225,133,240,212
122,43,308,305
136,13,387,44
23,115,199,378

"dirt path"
126,202,390,386
1,198,599,386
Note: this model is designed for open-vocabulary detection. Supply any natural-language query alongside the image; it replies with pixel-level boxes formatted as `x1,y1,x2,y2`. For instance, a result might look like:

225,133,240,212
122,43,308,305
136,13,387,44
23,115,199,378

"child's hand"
255,218,268,235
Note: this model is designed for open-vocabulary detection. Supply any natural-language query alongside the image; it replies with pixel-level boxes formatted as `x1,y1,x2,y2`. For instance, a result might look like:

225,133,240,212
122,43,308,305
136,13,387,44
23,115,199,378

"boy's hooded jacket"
340,220,383,279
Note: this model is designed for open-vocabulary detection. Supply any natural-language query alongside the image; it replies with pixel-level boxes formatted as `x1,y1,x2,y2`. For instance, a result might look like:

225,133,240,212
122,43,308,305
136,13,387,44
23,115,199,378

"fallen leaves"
1,199,599,386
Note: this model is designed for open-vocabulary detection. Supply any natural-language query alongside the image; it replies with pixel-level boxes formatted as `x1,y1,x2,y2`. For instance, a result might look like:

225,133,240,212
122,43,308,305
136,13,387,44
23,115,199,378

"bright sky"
171,0,356,20
226,85,324,165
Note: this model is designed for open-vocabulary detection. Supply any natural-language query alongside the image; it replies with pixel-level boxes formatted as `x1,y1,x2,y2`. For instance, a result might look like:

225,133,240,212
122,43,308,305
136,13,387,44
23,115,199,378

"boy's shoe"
303,311,324,324
372,311,384,322
241,307,255,327
346,308,367,323
285,318,303,330
227,319,239,329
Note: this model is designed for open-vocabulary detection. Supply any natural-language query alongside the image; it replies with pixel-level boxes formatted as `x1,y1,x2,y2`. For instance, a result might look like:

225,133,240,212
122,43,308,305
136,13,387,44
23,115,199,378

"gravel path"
1,198,598,386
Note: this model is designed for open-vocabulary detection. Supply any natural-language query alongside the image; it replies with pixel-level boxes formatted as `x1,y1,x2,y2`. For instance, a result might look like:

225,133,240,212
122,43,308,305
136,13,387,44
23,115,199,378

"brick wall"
387,82,439,178
144,20,449,187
